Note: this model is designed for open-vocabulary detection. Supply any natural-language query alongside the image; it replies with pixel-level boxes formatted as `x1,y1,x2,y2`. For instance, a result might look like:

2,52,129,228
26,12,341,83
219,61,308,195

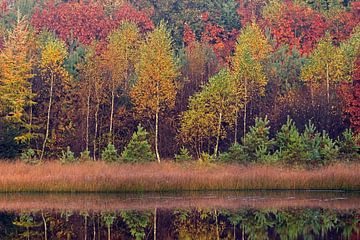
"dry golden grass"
0,161,359,192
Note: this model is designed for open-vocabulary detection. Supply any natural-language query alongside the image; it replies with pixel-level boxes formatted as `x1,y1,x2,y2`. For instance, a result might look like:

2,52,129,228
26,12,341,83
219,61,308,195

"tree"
39,38,70,161
179,69,235,156
301,34,348,105
131,22,178,163
0,18,35,143
231,22,271,142
102,22,140,142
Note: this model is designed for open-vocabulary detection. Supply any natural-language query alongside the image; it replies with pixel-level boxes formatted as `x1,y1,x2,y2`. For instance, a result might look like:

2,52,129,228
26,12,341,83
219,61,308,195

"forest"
0,0,360,165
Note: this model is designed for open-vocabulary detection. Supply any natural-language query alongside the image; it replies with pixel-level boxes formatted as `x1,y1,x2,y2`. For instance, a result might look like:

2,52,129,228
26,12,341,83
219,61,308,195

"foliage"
121,211,151,240
218,143,247,163
242,116,274,163
337,129,360,159
121,125,155,163
175,147,192,162
79,150,91,161
20,148,39,165
59,146,76,164
101,143,119,162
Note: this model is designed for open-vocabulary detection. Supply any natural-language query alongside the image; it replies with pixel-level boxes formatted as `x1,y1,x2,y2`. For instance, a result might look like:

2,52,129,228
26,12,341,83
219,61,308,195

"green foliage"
337,129,360,159
121,125,155,163
59,146,76,164
218,143,247,163
20,148,39,165
300,121,338,165
198,152,215,165
275,116,304,163
79,150,91,161
101,143,119,162
121,211,151,240
242,116,274,163
175,147,192,162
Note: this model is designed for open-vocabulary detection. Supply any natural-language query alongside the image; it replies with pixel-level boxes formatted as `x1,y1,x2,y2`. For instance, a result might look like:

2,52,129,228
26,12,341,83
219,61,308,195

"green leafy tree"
121,125,155,163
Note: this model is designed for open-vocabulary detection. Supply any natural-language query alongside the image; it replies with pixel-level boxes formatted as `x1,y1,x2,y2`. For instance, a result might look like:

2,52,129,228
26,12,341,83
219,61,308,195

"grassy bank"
0,161,359,192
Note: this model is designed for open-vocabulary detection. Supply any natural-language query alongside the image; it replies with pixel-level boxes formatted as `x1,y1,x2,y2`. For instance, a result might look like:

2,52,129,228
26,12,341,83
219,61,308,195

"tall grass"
0,161,359,192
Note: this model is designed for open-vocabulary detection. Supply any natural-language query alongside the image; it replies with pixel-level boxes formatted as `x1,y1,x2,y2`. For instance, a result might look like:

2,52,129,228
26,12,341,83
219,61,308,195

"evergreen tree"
121,125,155,163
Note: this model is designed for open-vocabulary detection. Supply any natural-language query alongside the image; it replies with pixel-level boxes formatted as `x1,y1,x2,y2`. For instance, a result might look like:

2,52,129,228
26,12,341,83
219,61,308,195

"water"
0,191,359,239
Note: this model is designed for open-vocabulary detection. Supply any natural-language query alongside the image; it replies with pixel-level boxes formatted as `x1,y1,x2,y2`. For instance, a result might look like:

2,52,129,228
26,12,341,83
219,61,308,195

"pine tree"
121,125,155,163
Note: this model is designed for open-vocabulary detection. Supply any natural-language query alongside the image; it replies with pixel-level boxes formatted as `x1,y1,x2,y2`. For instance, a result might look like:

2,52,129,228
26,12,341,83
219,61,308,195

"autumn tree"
101,22,140,142
0,18,35,143
231,22,271,142
131,22,178,162
39,37,70,160
301,34,348,105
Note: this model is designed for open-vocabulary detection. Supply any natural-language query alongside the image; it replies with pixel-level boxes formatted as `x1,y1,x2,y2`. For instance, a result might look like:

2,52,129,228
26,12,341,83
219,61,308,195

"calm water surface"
0,191,359,239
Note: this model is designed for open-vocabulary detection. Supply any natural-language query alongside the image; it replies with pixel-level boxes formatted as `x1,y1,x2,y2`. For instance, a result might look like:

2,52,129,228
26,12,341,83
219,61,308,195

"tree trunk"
154,208,157,240
155,84,160,163
40,70,54,161
109,86,115,143
107,224,111,240
326,62,330,105
84,214,87,240
234,109,238,144
243,79,248,143
215,209,220,240
93,102,99,161
93,214,96,240
41,211,47,240
214,112,222,156
86,89,91,152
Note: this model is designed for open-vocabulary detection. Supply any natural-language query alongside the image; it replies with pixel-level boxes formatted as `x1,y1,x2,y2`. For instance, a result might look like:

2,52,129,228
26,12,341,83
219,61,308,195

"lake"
0,191,359,239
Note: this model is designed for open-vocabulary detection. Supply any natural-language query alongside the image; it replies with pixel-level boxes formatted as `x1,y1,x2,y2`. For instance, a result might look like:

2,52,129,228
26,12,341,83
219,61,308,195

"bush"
80,150,91,161
337,129,360,159
242,116,274,163
198,152,215,164
319,131,338,161
20,148,39,165
175,147,192,162
275,116,304,163
101,143,119,162
218,143,247,163
60,146,77,164
121,125,155,163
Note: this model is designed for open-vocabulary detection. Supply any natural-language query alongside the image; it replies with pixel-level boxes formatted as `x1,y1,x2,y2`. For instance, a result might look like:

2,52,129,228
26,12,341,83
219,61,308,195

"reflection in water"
0,192,359,239
0,208,359,239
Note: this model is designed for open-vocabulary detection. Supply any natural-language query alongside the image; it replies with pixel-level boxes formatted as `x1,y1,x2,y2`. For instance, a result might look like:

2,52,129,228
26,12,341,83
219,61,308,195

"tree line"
0,0,359,162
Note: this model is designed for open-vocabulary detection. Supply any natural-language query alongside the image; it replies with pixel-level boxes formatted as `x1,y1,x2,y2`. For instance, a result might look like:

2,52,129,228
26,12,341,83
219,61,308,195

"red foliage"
183,23,196,47
31,2,113,45
201,23,238,65
262,2,327,55
31,2,153,45
340,58,360,134
327,2,360,44
0,0,8,14
114,3,154,32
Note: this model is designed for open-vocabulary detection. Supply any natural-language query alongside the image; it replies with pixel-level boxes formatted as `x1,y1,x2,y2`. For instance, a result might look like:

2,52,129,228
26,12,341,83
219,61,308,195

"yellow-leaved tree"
101,22,140,142
0,18,36,142
231,22,271,142
131,22,178,163
301,34,349,105
39,37,70,161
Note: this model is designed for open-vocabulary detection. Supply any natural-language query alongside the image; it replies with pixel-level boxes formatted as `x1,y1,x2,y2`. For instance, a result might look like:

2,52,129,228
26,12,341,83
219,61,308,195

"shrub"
175,147,192,162
218,143,247,163
60,146,77,164
319,131,338,161
242,116,274,163
198,152,215,164
20,148,39,165
275,116,304,163
101,143,119,162
337,129,360,159
80,150,91,161
121,125,155,163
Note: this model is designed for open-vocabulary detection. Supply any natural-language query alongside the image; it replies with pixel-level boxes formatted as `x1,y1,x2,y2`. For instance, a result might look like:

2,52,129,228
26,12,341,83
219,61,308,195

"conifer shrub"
275,116,305,163
242,116,274,163
174,147,192,162
20,148,39,165
337,129,360,159
121,125,155,163
80,150,91,161
218,143,247,163
101,143,119,162
60,146,77,164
